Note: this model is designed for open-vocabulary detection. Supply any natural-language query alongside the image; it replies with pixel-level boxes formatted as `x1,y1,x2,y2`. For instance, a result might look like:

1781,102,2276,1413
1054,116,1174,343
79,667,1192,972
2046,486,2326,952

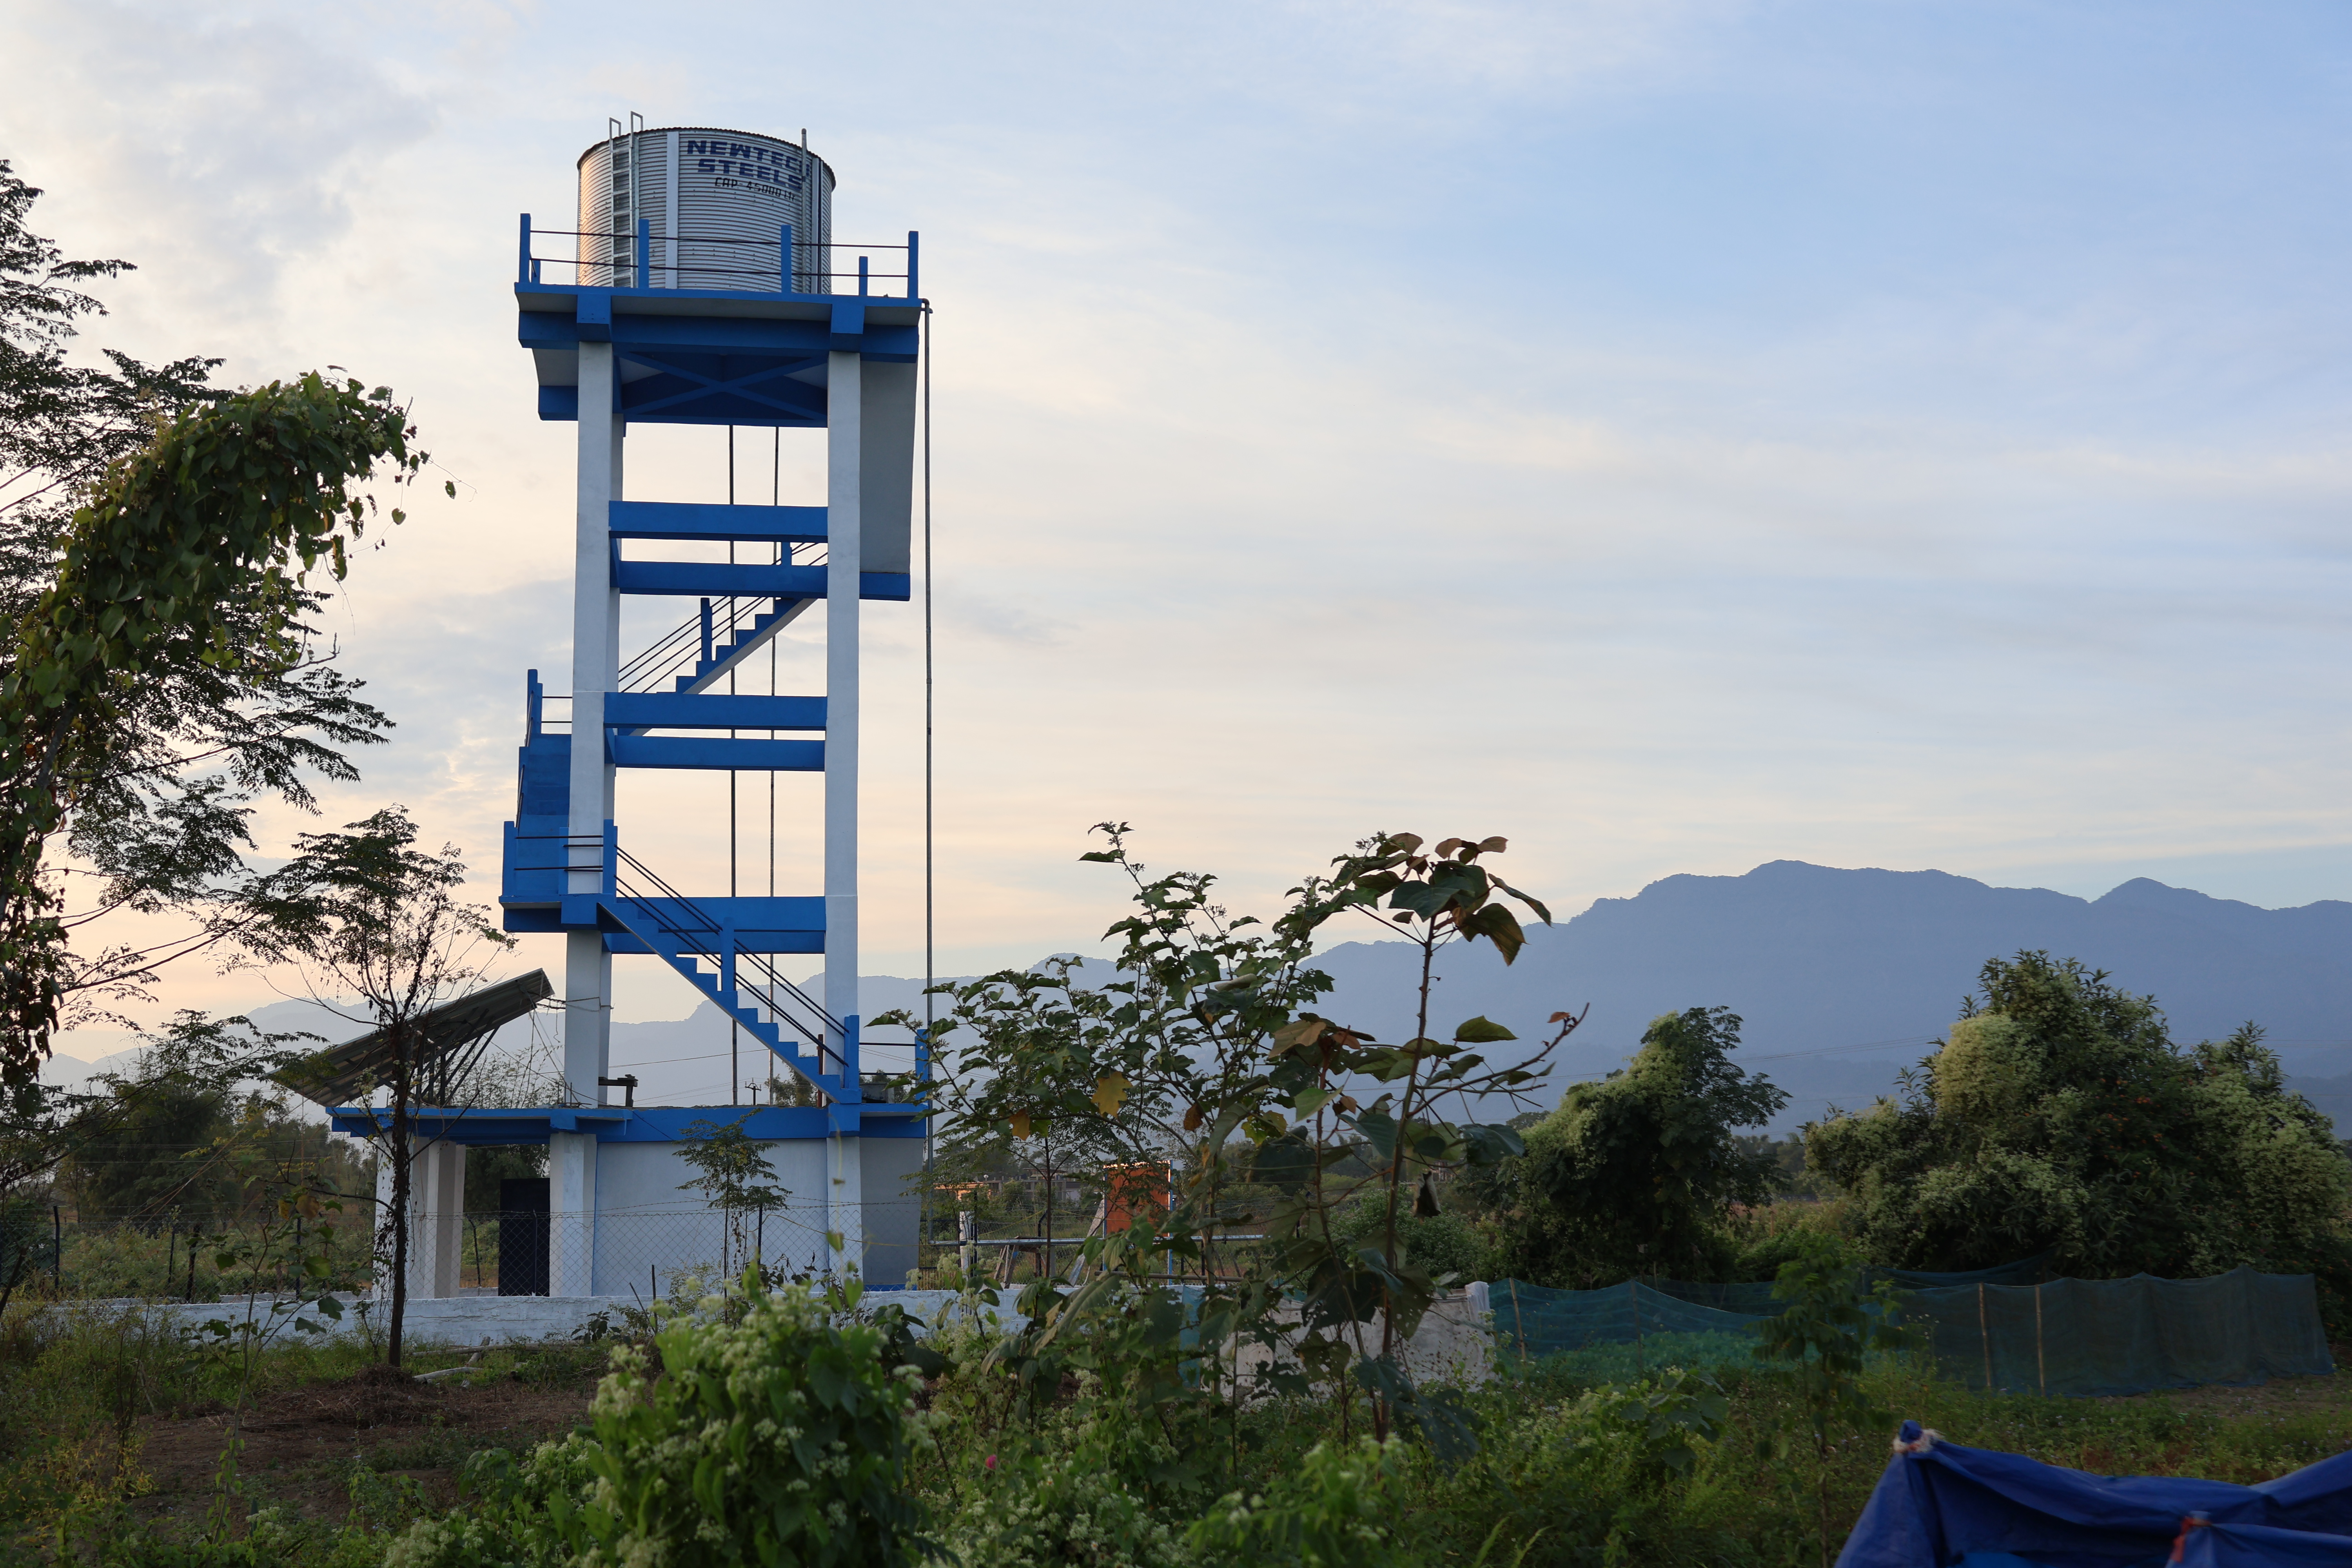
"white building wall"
591,1138,837,1295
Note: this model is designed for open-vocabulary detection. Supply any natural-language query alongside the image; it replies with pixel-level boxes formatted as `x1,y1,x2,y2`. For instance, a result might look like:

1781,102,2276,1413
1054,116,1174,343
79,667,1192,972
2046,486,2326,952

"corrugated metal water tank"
577,125,836,292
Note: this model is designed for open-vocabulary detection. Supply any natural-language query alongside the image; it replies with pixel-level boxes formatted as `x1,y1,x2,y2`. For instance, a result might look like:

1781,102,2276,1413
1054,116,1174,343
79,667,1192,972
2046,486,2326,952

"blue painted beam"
521,317,916,368
519,308,836,357
612,559,909,601
607,735,823,771
609,501,827,543
604,693,825,731
499,905,826,954
327,1103,919,1145
615,560,825,597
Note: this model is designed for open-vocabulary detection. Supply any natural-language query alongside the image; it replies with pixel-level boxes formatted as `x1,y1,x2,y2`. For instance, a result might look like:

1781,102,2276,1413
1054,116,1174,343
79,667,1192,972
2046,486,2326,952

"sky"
6,0,2352,1049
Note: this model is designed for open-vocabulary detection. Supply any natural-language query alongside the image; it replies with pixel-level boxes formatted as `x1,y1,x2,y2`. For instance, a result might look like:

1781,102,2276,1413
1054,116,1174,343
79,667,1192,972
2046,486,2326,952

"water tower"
351,118,928,1299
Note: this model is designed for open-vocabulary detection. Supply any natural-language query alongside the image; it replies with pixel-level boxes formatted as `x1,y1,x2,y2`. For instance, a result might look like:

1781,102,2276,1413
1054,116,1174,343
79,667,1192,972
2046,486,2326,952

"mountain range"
44,861,2352,1135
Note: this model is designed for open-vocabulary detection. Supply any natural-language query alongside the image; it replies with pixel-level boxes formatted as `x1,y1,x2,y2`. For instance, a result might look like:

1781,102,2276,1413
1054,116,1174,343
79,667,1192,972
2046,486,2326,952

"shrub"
1188,1437,1401,1568
1328,1201,1491,1287
943,1440,1189,1568
388,1277,924,1568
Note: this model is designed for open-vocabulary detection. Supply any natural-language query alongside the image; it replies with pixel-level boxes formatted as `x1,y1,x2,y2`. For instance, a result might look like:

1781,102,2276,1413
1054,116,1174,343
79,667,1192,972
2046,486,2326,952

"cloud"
0,0,437,351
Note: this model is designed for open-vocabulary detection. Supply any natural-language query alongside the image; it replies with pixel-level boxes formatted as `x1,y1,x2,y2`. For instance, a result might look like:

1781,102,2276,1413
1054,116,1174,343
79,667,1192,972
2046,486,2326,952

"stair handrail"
615,546,828,694
609,845,843,1071
618,594,775,692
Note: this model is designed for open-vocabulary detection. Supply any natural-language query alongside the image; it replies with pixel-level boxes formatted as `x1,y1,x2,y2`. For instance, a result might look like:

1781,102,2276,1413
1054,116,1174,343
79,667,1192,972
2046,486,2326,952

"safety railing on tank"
517,215,919,299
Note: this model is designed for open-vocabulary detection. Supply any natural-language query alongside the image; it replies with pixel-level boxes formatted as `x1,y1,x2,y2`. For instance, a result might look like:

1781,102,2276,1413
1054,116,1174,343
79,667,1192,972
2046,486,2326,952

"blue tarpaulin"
1839,1421,2352,1567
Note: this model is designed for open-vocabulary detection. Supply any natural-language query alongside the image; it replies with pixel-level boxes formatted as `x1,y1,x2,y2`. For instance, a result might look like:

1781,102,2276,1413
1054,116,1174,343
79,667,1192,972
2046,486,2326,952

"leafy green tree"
1471,1007,1787,1287
0,165,429,1081
1806,951,2351,1281
243,808,512,1367
0,1009,327,1247
906,827,1578,1462
0,160,219,615
675,1113,790,1276
1751,1246,1916,1568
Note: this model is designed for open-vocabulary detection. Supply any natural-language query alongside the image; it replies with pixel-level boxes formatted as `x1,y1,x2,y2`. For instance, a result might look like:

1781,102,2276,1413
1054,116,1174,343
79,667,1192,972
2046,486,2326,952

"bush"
388,1277,924,1568
1189,1437,1401,1568
1328,1201,1491,1287
943,1437,1189,1568
1729,1203,1859,1282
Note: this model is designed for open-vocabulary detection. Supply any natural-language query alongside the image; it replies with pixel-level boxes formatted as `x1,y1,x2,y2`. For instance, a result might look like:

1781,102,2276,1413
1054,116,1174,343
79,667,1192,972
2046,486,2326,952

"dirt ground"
130,1365,595,1524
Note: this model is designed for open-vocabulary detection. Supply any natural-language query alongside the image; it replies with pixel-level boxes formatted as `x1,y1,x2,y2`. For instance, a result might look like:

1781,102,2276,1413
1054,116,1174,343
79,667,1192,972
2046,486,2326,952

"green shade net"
1637,1254,2052,1316
1489,1265,2332,1397
1901,1268,2332,1398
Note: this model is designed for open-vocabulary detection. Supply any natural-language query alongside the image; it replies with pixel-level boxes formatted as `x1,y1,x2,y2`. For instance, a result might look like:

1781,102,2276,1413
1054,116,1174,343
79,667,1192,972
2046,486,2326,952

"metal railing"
608,845,848,1084
518,217,919,299
616,568,818,695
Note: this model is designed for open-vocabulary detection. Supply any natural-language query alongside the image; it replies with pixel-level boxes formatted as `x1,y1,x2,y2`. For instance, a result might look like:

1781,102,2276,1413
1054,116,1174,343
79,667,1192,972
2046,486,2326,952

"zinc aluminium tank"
577,123,836,294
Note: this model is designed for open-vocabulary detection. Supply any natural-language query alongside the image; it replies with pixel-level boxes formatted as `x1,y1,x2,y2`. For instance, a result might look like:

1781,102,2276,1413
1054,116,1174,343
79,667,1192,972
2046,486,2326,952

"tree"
913,956,1143,1285
0,165,435,1088
1750,1245,1916,1568
676,1114,789,1279
244,807,512,1366
1804,950,2352,1281
906,827,1578,1461
0,159,219,613
0,1010,319,1261
1471,1006,1788,1287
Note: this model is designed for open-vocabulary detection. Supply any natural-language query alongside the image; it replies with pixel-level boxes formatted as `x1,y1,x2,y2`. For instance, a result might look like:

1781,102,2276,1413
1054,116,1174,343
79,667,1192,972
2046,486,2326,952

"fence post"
517,212,532,284
906,230,919,299
1508,1278,1524,1361
779,223,794,294
1632,1278,1643,1376
2036,1282,2047,1397
636,218,651,288
1978,1282,1993,1391
51,1206,60,1294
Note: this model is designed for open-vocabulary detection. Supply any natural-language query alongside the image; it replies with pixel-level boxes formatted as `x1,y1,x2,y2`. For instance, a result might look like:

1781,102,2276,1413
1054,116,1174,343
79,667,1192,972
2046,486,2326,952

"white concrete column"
375,1138,466,1300
548,1132,597,1297
824,350,863,1272
372,1137,396,1302
830,1127,864,1279
568,341,621,1109
557,354,617,1304
415,1141,466,1298
824,350,862,1063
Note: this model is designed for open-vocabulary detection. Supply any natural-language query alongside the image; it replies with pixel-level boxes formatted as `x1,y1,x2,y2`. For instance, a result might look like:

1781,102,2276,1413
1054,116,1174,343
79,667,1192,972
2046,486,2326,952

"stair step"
596,891,848,1096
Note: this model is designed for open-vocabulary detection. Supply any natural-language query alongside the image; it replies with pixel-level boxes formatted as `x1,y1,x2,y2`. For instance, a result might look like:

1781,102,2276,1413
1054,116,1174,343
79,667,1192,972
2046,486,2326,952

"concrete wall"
103,1287,991,1348
78,1285,1495,1391
590,1136,842,1294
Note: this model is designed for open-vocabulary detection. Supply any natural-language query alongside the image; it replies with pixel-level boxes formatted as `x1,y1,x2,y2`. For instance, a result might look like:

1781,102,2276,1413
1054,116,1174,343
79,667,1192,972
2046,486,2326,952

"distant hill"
1301,861,2352,1132
55,862,2349,1135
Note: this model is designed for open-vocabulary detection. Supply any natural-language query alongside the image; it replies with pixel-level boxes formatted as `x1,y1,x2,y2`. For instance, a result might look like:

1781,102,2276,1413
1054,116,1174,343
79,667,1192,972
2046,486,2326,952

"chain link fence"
0,1196,929,1306
0,1209,376,1305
